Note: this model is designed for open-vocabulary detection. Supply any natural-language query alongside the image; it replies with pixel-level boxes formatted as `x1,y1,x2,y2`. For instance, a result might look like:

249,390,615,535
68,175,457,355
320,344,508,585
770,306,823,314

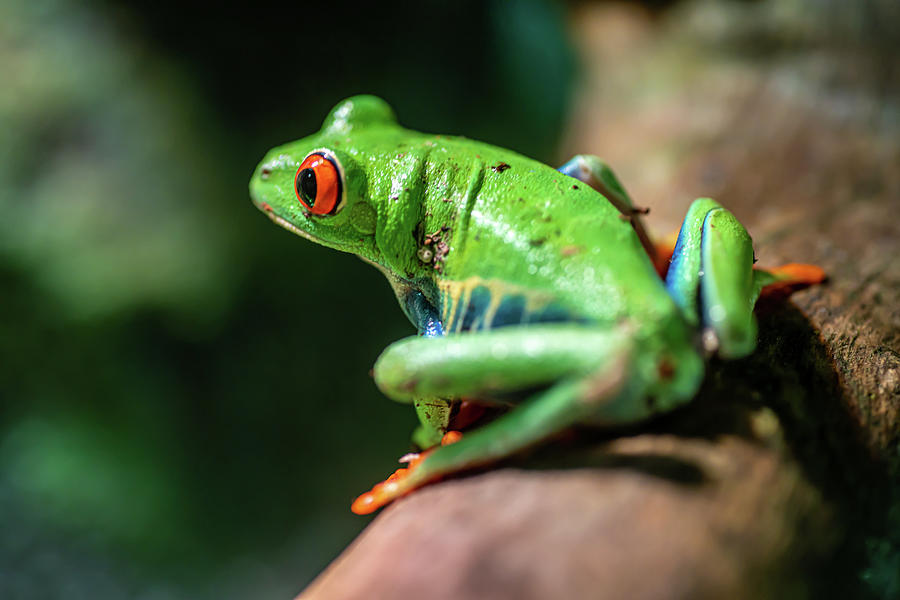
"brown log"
300,4,899,598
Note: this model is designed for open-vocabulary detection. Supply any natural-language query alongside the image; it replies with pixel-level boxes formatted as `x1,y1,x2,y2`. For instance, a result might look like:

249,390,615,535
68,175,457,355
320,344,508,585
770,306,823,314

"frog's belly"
438,277,588,334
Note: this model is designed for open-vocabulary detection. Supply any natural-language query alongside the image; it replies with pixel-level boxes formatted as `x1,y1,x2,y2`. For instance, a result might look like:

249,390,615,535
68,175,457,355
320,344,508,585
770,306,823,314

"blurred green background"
0,0,576,596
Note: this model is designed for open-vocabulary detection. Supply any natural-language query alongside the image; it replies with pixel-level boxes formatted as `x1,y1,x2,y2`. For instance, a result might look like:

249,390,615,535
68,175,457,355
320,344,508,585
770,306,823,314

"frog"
249,95,824,515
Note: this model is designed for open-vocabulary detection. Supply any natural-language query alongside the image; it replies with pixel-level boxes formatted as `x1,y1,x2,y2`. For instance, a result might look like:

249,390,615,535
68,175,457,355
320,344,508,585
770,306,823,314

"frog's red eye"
295,153,342,215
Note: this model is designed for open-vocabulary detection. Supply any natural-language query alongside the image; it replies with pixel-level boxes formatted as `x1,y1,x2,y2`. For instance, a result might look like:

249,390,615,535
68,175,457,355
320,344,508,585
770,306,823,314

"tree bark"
300,3,899,598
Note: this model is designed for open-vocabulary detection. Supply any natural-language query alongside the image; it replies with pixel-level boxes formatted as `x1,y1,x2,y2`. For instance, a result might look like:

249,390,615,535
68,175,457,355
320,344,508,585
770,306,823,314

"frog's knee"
557,155,610,185
372,338,421,400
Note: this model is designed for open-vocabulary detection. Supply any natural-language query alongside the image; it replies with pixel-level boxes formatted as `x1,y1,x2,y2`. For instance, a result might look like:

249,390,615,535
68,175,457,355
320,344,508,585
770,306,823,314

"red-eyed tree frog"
249,96,824,514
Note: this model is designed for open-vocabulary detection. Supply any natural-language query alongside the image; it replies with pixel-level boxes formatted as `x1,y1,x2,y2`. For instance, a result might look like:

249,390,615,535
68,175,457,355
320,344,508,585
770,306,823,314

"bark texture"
301,3,899,598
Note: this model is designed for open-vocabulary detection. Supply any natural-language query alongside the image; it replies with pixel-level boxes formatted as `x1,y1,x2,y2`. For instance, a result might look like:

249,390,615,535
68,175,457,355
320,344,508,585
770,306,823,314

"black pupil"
297,168,317,205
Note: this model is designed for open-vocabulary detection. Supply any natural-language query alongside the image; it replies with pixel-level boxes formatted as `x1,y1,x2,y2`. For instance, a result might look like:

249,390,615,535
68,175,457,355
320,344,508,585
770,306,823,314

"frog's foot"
757,263,826,299
351,431,464,515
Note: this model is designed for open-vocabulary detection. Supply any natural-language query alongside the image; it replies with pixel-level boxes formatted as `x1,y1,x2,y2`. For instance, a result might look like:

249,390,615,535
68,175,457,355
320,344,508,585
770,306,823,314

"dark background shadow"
0,1,576,597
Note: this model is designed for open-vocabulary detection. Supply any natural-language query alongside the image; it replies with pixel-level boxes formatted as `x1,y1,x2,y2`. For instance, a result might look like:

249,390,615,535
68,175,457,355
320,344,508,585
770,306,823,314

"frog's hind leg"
401,290,457,449
557,155,659,269
665,199,754,357
351,324,667,514
665,199,824,359
353,374,629,514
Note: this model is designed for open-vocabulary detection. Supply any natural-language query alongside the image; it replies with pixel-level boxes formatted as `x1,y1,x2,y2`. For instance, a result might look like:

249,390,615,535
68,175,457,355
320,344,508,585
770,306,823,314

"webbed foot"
350,431,464,515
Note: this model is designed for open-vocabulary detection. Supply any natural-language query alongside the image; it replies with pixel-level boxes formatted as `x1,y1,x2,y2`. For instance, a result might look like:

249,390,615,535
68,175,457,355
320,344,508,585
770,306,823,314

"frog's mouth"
255,200,325,245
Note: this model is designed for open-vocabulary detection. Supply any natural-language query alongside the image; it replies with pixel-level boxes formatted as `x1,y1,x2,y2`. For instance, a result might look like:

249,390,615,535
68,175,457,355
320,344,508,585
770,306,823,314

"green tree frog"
249,96,823,514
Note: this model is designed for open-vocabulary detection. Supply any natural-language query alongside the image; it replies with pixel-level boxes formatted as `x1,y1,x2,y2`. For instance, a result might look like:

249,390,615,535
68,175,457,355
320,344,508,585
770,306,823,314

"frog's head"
250,95,413,273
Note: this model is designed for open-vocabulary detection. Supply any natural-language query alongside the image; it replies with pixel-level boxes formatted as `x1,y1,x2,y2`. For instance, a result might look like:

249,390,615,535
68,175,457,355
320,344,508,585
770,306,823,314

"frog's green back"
418,137,672,331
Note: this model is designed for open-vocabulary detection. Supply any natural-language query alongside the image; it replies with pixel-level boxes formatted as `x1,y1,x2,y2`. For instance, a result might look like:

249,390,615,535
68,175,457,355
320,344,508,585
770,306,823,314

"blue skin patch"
664,216,692,312
492,295,526,328
556,157,583,181
441,285,581,332
697,210,716,333
404,290,444,337
420,279,588,335
529,303,576,325
459,286,492,331
665,206,725,330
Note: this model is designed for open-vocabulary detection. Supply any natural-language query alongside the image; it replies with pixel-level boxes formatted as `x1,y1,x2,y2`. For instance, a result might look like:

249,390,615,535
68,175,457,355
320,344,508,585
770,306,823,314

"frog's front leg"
400,290,456,449
352,324,693,514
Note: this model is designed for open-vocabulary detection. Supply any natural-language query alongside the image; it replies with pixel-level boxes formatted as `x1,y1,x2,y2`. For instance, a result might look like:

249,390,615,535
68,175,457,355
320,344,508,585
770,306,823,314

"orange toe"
441,430,463,445
350,448,436,515
351,470,407,515
760,263,826,298
351,491,380,515
767,263,826,285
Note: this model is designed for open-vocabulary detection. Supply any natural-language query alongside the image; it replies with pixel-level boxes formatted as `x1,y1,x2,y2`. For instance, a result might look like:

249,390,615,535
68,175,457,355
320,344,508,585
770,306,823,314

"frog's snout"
248,168,269,210
249,155,287,210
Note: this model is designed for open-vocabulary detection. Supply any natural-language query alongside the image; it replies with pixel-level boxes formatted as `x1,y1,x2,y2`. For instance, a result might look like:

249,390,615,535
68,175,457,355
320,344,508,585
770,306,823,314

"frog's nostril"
260,166,272,180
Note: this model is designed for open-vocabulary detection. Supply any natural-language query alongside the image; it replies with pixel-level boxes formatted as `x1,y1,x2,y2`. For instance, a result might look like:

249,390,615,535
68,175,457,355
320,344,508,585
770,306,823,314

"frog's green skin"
249,96,801,514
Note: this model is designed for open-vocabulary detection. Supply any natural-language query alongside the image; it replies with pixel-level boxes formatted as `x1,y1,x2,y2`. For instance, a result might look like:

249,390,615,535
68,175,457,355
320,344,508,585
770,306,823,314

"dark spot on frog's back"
492,162,511,173
657,358,675,381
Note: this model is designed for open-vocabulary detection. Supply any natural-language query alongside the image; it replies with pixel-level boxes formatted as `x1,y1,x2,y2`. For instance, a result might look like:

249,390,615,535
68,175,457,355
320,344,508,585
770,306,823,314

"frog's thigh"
373,324,632,403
